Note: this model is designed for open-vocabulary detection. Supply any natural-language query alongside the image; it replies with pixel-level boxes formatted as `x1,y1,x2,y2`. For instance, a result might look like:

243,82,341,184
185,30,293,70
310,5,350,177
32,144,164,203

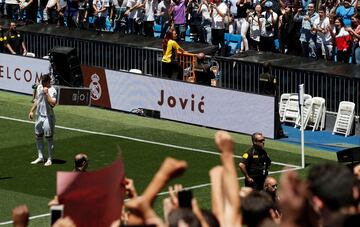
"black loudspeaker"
337,147,360,164
49,47,83,87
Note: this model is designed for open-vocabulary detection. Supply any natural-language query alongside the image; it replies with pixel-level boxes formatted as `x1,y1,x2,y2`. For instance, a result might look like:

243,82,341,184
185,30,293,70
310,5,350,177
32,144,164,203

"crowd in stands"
0,0,360,62
9,131,360,227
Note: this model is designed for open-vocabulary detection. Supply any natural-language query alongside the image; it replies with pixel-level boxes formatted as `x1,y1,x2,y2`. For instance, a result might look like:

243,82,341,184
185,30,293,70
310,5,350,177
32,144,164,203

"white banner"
0,53,50,94
105,70,275,138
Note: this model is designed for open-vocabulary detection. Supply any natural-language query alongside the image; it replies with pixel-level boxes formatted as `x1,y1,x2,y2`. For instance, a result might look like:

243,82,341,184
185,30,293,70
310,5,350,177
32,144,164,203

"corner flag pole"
299,84,305,168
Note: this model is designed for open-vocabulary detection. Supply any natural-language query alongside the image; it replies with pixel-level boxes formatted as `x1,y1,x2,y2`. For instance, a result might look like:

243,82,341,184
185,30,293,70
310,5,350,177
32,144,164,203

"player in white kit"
28,74,57,166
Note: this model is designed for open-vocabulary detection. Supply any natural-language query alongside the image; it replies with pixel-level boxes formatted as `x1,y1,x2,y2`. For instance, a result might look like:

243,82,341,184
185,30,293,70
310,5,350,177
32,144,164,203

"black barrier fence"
22,31,360,116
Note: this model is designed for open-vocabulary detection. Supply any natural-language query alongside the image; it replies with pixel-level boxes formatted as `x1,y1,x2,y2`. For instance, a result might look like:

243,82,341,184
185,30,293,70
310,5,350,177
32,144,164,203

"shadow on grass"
0,177,13,180
52,159,66,164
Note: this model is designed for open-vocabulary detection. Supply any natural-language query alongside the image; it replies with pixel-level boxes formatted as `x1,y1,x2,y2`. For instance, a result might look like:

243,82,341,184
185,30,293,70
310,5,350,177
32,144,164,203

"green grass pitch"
0,90,336,226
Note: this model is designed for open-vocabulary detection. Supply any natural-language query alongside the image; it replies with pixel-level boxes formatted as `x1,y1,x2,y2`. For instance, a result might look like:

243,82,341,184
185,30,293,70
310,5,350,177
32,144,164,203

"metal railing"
22,31,360,115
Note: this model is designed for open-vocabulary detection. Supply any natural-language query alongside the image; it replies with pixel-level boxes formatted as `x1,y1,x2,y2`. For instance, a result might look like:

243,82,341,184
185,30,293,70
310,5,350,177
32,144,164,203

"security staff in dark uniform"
4,22,28,55
259,62,277,96
0,25,5,53
239,132,271,190
194,52,215,86
259,61,285,139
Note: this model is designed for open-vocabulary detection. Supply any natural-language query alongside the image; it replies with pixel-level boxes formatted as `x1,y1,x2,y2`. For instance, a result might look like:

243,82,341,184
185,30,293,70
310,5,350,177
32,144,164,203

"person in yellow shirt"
162,30,184,80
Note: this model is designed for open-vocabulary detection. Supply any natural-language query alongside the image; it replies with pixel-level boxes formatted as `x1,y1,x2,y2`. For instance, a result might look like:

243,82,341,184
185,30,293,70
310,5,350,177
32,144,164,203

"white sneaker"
44,159,52,166
31,158,44,164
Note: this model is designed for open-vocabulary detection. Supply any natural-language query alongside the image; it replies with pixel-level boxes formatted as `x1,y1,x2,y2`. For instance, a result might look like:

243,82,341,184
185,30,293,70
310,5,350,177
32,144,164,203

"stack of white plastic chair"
332,101,356,137
307,97,326,131
279,93,292,122
283,94,312,124
295,98,313,128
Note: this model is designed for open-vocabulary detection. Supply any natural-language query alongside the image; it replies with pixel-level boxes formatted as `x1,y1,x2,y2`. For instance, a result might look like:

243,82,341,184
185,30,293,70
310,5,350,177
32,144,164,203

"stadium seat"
227,34,242,55
333,101,356,137
185,27,191,42
224,33,231,45
154,24,161,38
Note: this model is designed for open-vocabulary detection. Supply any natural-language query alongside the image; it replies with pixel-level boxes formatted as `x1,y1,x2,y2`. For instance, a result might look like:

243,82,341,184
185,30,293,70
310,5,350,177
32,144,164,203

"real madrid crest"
90,74,102,100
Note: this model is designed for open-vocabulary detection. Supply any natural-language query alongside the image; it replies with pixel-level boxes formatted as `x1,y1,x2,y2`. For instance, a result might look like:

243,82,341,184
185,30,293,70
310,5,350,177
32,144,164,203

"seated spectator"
161,30,185,80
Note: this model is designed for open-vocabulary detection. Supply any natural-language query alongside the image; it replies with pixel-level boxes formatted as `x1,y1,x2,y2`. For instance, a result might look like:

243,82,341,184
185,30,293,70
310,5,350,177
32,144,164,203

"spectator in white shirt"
210,0,227,55
313,6,333,60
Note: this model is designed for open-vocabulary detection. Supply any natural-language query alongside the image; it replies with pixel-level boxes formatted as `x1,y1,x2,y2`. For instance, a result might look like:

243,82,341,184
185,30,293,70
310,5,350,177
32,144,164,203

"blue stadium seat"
185,27,191,42
154,24,161,38
224,33,231,45
227,34,242,55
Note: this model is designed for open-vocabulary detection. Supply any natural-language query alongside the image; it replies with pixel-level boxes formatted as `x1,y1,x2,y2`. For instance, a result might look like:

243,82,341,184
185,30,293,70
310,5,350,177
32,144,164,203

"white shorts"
35,115,55,137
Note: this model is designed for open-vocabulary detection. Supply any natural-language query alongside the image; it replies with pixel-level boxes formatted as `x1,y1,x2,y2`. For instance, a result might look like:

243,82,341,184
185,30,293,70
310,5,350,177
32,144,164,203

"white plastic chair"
129,69,142,74
282,94,300,124
307,97,326,131
283,94,312,124
42,55,50,59
279,93,292,121
295,98,313,128
333,101,356,137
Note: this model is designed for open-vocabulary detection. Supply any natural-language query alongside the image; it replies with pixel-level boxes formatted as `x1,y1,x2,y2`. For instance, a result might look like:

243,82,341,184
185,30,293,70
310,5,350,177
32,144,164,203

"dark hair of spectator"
307,162,355,211
41,73,51,84
336,17,345,27
168,208,201,227
318,6,326,13
162,31,175,53
263,62,272,73
241,191,273,227
201,209,220,227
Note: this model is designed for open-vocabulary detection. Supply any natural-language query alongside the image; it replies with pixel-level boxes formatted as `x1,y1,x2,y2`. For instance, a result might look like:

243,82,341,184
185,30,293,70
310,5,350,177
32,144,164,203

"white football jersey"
36,85,57,117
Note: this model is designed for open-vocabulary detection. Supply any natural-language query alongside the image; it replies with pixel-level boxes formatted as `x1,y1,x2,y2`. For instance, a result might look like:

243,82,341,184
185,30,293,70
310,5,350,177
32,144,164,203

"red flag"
57,159,125,227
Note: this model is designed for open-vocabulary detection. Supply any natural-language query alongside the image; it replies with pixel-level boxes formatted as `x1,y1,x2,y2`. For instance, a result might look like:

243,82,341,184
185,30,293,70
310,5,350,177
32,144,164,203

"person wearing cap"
259,1,278,52
336,0,356,27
